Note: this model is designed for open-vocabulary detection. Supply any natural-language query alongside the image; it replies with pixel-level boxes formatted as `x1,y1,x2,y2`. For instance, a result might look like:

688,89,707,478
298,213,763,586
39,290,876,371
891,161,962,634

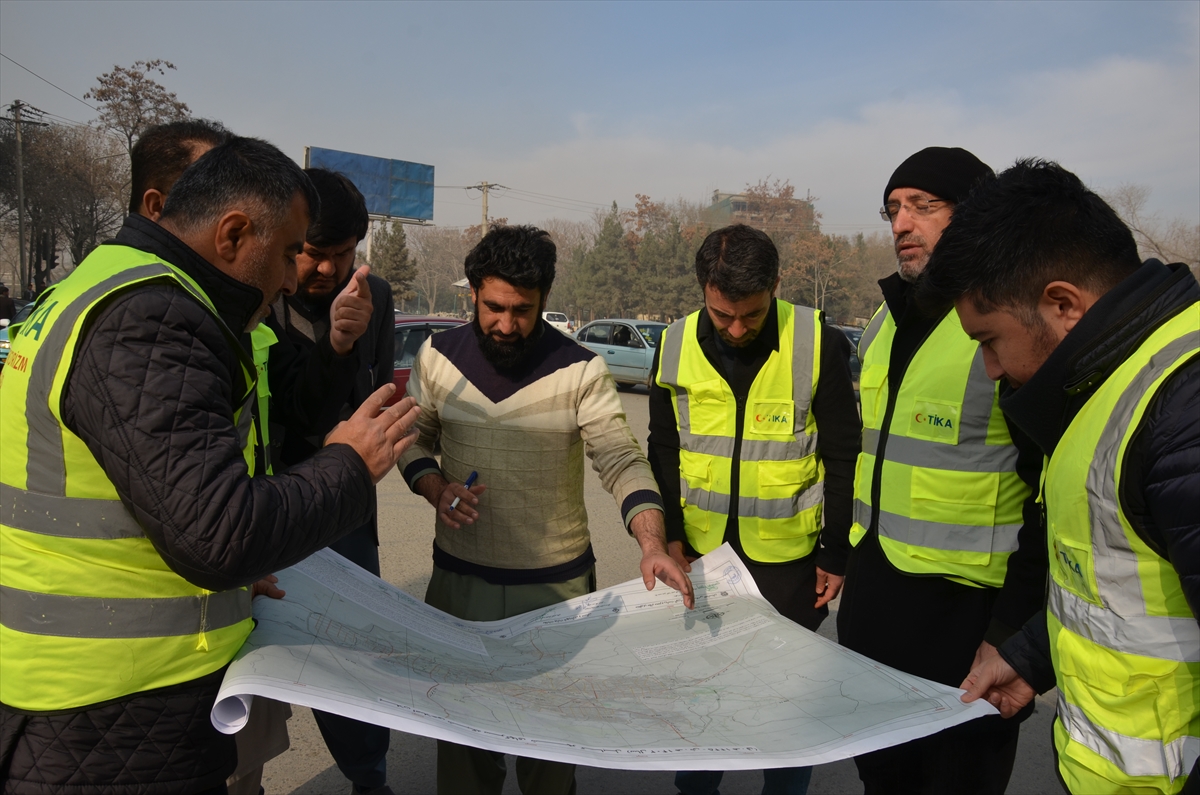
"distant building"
709,190,818,234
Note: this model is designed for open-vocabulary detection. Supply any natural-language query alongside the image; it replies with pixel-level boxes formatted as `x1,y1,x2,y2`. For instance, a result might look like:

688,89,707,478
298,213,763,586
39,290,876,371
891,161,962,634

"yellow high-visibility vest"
656,300,824,563
851,304,1029,588
250,323,276,475
1045,304,1199,795
0,244,258,711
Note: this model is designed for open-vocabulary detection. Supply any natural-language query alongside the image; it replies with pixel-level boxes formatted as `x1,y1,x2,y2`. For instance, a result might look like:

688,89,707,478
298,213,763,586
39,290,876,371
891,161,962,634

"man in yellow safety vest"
648,223,861,795
835,147,1048,794
0,136,420,792
929,159,1199,795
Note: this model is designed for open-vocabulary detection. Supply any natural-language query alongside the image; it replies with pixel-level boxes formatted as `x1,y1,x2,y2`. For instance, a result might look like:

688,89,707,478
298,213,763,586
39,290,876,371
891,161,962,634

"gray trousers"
425,565,595,795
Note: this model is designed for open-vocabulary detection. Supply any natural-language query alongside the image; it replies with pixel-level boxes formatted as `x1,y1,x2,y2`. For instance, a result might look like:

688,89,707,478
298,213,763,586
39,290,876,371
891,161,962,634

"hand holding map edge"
959,651,1036,718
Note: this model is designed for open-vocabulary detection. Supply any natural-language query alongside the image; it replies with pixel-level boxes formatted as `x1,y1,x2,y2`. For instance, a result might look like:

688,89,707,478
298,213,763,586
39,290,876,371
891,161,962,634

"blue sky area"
2,1,1197,232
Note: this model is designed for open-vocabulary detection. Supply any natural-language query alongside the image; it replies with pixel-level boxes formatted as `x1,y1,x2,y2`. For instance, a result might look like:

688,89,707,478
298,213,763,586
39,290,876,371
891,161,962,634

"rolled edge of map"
211,693,254,735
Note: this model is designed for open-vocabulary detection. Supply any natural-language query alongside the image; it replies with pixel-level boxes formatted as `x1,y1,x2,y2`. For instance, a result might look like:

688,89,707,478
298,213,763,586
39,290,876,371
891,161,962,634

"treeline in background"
3,60,1197,325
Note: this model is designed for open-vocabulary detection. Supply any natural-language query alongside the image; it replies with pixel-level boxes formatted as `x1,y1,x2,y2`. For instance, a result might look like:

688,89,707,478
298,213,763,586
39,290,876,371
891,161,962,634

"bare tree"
1105,184,1200,278
790,232,852,311
407,226,474,315
85,60,190,156
47,125,128,265
0,120,128,292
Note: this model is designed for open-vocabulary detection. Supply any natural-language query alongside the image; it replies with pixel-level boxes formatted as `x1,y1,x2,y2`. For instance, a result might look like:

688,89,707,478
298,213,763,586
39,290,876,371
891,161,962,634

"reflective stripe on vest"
0,584,252,638
851,303,1028,587
1050,585,1199,664
1056,696,1200,782
1,482,143,539
1046,305,1199,791
657,301,823,563
0,245,257,711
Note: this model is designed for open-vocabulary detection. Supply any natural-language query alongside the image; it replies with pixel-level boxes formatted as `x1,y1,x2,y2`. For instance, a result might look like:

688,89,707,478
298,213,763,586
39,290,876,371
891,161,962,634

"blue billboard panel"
305,146,434,221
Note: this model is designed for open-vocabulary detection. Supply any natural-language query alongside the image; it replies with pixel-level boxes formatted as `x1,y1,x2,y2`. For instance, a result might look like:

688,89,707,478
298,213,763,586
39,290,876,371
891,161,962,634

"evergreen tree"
368,221,417,306
577,203,632,319
637,218,700,321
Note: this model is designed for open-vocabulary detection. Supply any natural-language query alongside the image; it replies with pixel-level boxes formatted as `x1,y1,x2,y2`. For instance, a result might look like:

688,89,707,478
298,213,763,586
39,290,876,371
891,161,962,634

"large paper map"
212,545,994,770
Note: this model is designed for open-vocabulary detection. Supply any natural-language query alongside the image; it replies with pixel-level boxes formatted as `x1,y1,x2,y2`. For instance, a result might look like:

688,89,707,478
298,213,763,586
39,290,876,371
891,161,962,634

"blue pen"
448,471,478,513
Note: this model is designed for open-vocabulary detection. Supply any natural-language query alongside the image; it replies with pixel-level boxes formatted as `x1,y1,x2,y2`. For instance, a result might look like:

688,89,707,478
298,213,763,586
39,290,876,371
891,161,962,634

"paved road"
261,387,1060,794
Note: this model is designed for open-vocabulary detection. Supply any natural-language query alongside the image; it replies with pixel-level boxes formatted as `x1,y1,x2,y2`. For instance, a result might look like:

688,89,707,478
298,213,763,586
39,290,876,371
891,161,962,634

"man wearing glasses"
835,148,1047,794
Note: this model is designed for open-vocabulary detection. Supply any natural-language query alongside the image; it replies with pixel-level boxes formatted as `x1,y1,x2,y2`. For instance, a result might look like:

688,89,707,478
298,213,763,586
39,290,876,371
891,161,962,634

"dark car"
837,325,864,399
388,316,467,404
575,319,668,388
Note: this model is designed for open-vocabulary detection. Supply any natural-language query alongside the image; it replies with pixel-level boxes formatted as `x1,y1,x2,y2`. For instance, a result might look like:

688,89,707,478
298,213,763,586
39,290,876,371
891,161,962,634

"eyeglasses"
879,198,950,223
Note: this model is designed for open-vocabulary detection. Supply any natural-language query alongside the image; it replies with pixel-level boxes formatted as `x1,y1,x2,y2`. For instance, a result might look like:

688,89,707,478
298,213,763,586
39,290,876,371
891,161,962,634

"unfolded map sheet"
212,544,996,770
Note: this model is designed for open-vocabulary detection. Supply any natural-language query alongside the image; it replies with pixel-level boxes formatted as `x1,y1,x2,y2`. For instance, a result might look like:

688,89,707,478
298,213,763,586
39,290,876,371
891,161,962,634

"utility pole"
12,101,27,298
469,181,505,236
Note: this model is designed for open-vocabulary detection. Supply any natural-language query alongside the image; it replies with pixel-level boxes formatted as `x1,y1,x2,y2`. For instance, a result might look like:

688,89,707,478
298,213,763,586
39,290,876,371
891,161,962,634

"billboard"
304,146,435,222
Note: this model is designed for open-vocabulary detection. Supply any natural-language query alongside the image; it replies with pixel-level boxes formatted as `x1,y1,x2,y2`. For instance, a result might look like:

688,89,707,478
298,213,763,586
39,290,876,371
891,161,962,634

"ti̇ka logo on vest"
914,411,953,428
755,412,790,424
909,400,959,441
752,402,793,434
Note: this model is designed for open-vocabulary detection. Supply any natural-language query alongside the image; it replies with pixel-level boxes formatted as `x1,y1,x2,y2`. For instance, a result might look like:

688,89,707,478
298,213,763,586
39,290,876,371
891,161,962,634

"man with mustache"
266,168,397,795
0,136,420,793
835,148,1047,794
397,224,693,795
126,123,387,794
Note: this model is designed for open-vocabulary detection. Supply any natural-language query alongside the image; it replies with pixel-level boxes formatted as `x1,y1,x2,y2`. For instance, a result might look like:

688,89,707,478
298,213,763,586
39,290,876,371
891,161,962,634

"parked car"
0,302,36,369
575,319,668,388
388,315,468,404
542,311,573,334
837,325,864,400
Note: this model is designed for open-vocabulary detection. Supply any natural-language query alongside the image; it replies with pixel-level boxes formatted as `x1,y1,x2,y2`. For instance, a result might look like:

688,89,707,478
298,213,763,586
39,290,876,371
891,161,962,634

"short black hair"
128,119,230,214
464,225,556,295
695,224,779,301
304,168,369,246
160,136,319,235
917,159,1141,321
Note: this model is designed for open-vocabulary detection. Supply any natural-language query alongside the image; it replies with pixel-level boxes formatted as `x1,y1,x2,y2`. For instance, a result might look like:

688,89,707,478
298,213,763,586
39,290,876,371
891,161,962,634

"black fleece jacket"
60,214,376,591
999,261,1200,696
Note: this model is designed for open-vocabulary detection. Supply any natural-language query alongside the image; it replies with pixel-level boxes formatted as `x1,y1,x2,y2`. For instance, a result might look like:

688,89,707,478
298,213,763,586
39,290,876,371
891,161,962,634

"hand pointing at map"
631,510,695,609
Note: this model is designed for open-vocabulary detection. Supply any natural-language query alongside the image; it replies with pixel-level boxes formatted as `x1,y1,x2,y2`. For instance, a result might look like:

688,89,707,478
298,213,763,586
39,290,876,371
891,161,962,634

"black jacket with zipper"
0,214,375,794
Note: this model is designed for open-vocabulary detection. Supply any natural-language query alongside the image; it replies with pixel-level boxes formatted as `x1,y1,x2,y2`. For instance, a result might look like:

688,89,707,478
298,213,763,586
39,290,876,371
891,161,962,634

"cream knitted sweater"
397,323,663,572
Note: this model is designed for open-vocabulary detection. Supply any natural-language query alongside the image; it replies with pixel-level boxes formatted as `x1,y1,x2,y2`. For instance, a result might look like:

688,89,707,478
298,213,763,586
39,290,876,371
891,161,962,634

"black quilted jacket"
0,215,375,794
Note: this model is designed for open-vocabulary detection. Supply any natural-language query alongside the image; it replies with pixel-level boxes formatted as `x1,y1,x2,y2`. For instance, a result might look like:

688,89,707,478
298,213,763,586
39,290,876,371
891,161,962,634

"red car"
387,316,467,404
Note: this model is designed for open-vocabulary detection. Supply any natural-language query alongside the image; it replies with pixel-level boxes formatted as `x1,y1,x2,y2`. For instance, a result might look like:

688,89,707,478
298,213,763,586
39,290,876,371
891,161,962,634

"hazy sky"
2,1,1197,233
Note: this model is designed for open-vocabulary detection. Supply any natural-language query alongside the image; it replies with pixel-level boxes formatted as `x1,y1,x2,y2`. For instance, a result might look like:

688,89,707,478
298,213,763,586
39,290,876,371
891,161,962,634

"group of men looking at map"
0,119,1195,795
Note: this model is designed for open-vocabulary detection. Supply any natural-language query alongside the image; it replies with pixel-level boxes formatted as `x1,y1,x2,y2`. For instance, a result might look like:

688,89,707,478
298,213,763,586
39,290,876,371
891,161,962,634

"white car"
542,311,574,334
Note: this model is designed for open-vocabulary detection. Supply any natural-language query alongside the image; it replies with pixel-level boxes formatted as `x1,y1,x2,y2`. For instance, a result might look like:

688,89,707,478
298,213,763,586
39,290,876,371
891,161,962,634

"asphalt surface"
260,387,1060,794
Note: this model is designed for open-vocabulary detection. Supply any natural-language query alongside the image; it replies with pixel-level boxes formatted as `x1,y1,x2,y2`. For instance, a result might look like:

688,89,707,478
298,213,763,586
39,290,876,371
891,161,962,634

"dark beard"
473,316,544,371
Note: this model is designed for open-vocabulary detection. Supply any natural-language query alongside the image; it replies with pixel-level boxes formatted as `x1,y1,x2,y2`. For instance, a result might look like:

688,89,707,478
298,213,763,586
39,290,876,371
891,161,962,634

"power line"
503,187,616,210
0,52,98,113
33,110,96,131
494,194,614,216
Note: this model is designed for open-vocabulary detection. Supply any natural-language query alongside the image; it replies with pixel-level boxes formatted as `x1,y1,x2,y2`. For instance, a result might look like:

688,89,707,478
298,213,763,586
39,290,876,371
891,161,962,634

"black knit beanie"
883,147,994,206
